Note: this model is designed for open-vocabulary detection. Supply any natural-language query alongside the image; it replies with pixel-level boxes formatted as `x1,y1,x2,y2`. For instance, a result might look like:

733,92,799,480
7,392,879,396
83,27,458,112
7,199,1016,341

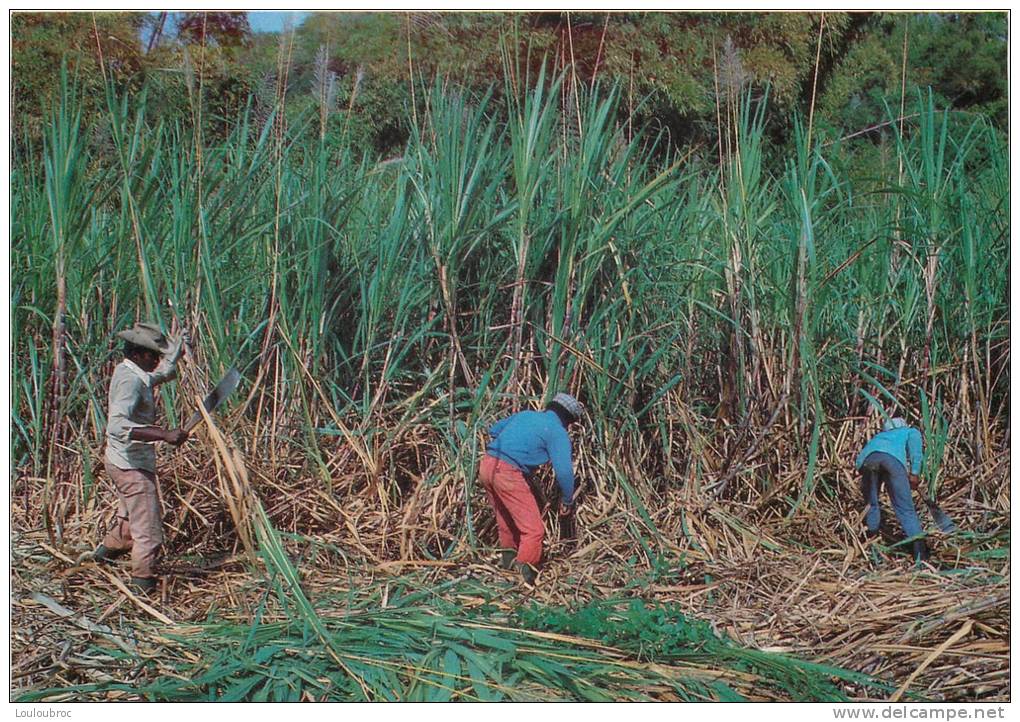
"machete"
183,367,241,432
559,509,577,545
906,443,956,534
923,497,957,534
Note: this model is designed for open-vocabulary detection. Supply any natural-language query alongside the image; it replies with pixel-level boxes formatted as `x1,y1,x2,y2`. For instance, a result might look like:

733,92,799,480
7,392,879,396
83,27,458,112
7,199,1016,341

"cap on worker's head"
116,322,169,354
883,417,908,431
550,392,583,422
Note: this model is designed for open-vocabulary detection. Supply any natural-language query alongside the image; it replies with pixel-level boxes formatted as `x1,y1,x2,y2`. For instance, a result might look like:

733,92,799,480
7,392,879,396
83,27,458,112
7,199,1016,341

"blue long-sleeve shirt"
855,427,923,475
486,410,575,504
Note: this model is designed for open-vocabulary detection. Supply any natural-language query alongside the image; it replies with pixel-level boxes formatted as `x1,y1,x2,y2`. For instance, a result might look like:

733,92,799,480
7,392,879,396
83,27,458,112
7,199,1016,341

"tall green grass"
11,63,1009,543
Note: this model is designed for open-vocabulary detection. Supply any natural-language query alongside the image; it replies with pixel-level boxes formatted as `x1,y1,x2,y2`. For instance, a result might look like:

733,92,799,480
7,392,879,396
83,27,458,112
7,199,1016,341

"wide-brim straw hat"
116,322,169,354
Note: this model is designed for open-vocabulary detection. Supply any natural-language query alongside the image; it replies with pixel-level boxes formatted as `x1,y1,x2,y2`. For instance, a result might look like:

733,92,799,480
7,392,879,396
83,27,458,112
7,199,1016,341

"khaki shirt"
105,358,178,472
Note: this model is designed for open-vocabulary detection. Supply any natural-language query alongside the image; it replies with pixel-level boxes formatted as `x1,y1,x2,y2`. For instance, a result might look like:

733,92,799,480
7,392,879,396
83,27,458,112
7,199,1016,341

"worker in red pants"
478,393,582,587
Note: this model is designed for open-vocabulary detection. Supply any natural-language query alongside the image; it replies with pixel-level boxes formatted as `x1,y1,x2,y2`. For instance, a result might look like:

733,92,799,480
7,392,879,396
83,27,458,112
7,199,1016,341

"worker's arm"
907,427,924,477
150,331,188,386
547,426,575,506
906,428,923,475
130,426,189,446
108,373,187,446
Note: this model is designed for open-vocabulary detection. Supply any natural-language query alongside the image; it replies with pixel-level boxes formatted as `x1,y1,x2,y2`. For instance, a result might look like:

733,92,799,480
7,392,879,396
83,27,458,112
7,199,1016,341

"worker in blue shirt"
478,393,582,587
855,417,928,562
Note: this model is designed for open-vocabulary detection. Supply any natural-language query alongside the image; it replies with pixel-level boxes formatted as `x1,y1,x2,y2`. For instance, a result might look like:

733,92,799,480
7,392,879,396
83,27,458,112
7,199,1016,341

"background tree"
176,11,253,47
11,12,145,151
11,11,1007,157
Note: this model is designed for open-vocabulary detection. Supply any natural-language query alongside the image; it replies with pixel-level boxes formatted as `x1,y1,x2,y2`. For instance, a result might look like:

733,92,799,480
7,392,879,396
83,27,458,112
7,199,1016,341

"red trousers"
478,455,544,565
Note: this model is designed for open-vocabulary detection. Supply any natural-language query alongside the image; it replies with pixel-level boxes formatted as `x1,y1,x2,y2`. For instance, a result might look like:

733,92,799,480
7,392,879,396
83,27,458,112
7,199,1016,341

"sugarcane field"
9,11,1011,705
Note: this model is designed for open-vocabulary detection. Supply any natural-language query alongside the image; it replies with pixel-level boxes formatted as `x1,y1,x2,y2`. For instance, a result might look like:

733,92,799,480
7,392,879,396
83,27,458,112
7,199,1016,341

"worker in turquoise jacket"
855,417,928,562
479,393,581,587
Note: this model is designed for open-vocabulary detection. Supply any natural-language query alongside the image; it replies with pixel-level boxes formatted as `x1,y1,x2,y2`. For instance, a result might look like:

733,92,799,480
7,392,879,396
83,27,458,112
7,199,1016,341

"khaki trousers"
102,461,163,579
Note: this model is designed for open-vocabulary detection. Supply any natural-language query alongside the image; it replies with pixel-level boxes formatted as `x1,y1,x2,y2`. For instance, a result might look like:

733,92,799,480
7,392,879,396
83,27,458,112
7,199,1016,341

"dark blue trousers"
860,451,923,538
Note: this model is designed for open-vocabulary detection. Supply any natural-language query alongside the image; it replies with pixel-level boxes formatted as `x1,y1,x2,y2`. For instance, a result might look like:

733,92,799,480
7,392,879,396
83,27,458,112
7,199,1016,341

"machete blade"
925,499,957,534
183,367,241,432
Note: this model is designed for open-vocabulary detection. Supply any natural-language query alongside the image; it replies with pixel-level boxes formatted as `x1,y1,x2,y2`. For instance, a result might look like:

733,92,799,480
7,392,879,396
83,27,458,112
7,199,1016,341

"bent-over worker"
855,416,929,562
478,393,582,587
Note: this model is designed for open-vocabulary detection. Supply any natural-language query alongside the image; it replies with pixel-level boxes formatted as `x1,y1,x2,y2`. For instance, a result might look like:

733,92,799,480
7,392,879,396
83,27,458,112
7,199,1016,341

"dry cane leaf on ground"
10,413,1009,701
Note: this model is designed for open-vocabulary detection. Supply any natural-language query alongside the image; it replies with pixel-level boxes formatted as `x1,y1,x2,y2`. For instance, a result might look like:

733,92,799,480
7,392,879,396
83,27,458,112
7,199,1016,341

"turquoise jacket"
855,427,923,475
486,410,574,504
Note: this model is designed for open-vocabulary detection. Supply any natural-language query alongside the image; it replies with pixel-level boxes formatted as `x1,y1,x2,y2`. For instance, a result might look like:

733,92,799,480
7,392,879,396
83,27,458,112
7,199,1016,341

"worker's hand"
559,501,575,516
909,474,920,490
164,428,189,446
167,329,191,363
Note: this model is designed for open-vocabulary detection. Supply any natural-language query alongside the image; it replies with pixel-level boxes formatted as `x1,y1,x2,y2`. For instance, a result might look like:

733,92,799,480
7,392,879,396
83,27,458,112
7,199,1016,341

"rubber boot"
129,576,158,594
912,539,930,564
498,550,516,571
78,544,126,565
93,544,128,564
515,562,538,589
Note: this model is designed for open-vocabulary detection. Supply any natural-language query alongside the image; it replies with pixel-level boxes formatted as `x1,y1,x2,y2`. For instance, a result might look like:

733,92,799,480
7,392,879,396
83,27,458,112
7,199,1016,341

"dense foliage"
11,57,1007,523
12,11,1008,156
